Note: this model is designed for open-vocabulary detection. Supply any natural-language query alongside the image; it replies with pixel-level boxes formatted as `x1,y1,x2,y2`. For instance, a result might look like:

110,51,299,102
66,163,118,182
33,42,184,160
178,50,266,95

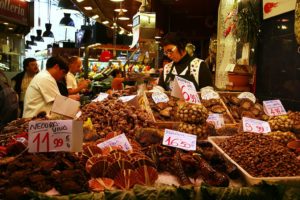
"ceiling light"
114,8,128,12
76,0,84,2
58,0,79,14
127,24,132,27
155,36,161,39
43,23,54,38
59,13,75,27
102,20,109,24
128,32,133,36
84,6,92,10
91,15,99,19
118,9,129,21
3,22,8,25
8,27,13,30
110,0,124,2
119,29,124,34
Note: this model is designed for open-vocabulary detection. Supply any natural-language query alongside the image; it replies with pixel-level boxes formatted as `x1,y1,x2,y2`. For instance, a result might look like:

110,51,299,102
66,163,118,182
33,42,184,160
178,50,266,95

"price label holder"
238,92,256,103
263,99,287,116
171,76,201,104
92,93,109,102
28,120,83,153
51,95,80,119
242,117,271,133
152,92,169,104
162,129,197,151
206,114,224,129
97,133,132,152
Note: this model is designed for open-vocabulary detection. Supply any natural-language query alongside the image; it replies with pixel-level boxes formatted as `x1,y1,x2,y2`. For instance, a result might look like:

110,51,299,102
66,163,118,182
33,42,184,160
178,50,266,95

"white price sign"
28,120,83,153
238,92,256,103
171,76,200,104
162,129,197,151
201,90,220,100
92,93,109,102
152,92,169,104
242,117,271,133
119,95,137,102
206,114,224,129
263,99,287,116
97,133,132,152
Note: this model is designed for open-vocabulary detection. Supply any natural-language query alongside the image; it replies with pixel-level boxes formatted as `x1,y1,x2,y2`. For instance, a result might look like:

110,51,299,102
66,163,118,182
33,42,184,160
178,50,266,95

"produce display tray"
208,136,300,186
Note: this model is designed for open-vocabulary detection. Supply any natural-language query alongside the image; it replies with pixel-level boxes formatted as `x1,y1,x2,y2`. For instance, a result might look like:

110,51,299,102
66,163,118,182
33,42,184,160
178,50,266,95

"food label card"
171,76,200,104
263,99,287,116
242,117,271,133
238,92,256,103
92,93,109,102
152,92,169,103
97,133,132,152
28,120,83,153
163,129,197,151
206,114,224,129
51,95,80,118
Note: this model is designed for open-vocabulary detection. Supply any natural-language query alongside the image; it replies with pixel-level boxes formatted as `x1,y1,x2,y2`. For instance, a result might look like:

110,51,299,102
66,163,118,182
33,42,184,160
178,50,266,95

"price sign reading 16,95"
28,120,77,153
162,129,197,151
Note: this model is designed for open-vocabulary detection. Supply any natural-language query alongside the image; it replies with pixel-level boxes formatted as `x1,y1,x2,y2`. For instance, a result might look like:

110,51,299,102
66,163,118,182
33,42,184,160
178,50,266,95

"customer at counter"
23,56,69,118
11,58,39,117
156,32,213,91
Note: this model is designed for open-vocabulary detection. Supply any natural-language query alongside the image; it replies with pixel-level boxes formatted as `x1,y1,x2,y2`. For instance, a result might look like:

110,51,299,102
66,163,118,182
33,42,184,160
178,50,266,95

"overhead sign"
0,0,30,26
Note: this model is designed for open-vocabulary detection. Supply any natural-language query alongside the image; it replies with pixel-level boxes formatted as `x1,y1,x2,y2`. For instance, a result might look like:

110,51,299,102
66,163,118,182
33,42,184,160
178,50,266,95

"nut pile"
268,115,293,132
218,133,300,177
201,99,234,124
268,131,297,145
79,98,155,137
288,111,300,134
221,94,268,122
177,103,215,139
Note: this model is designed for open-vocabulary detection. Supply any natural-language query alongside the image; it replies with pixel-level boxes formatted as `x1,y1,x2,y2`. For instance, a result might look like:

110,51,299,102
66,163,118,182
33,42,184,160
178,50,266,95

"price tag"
162,129,197,151
201,90,220,100
28,120,83,153
92,93,109,102
51,95,80,118
238,92,256,103
75,111,82,119
242,117,271,133
206,114,224,129
171,76,201,104
97,133,132,152
152,92,169,104
118,95,137,102
263,100,287,116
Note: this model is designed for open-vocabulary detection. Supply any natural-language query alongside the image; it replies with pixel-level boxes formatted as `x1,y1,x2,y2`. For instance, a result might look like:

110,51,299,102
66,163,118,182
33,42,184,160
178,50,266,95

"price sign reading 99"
162,129,197,151
28,120,72,153
242,117,271,134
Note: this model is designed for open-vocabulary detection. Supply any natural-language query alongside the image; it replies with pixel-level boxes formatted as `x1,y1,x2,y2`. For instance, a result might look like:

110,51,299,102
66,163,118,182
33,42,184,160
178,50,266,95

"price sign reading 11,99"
28,120,79,153
162,129,197,151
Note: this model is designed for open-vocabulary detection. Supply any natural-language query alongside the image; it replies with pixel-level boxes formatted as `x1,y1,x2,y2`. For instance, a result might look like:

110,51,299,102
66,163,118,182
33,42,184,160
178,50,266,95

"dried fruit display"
177,102,208,124
267,131,297,145
288,111,300,135
221,93,268,122
218,133,300,177
178,122,216,140
79,98,155,138
201,98,235,124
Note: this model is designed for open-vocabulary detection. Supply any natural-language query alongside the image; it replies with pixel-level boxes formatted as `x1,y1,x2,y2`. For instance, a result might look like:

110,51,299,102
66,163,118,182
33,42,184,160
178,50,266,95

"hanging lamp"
43,0,54,38
59,13,75,27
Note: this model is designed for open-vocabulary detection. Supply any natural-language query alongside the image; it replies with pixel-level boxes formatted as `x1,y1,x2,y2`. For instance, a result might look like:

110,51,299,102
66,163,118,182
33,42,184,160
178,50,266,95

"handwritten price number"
32,132,50,152
181,85,198,103
270,107,282,116
255,125,264,133
244,123,265,133
244,123,253,132
164,136,191,149
53,138,64,148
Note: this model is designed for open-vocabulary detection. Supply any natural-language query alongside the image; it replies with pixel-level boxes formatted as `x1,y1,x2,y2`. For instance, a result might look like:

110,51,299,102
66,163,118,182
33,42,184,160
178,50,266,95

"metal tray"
208,136,300,186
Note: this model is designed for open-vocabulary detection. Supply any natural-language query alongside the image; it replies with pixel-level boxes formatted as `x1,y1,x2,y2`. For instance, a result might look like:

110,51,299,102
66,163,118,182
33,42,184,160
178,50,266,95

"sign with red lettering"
0,0,29,25
242,117,271,133
162,129,197,151
152,92,169,103
28,120,83,153
263,99,287,116
97,133,132,151
206,114,224,129
171,76,200,104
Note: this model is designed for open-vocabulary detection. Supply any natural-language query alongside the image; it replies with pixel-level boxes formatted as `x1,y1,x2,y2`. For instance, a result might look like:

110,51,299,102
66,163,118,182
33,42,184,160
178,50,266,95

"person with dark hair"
11,57,39,116
111,69,125,90
23,56,69,118
156,32,213,91
0,70,18,129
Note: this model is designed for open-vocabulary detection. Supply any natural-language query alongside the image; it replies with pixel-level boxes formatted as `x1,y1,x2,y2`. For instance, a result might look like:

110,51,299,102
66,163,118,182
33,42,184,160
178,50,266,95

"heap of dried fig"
177,102,208,124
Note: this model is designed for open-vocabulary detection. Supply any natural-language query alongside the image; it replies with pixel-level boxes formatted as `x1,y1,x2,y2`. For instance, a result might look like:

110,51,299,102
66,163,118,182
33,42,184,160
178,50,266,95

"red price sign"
242,117,271,133
263,100,287,116
28,120,74,153
162,129,197,151
180,84,200,104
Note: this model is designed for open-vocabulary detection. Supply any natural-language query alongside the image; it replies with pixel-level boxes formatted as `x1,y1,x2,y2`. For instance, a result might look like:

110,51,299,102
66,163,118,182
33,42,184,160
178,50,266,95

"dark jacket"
11,71,26,100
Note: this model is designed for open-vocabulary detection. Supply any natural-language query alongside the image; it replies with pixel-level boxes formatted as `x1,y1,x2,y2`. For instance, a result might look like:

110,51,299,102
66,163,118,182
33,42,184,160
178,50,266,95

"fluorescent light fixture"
110,0,124,2
8,27,13,30
119,29,124,34
91,15,99,19
127,24,132,27
102,20,109,24
77,0,84,2
3,22,8,25
84,6,93,10
114,8,128,12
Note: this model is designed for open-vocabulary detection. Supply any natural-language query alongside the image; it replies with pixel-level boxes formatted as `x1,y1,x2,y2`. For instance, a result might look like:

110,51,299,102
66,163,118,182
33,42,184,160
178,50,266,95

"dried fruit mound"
0,152,89,195
79,98,155,137
218,133,300,177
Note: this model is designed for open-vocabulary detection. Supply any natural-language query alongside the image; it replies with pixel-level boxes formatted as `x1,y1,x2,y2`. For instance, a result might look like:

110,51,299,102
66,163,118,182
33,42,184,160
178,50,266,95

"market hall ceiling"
70,0,220,39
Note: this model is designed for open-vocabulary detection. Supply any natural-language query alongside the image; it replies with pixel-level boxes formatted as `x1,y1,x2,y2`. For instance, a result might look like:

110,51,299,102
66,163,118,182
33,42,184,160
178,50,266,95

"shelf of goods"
0,92,299,199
